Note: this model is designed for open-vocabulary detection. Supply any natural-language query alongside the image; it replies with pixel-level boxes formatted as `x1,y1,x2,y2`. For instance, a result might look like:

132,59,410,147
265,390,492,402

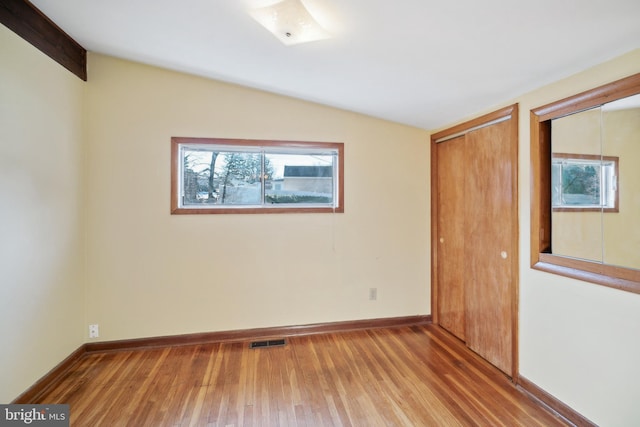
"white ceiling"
31,0,640,130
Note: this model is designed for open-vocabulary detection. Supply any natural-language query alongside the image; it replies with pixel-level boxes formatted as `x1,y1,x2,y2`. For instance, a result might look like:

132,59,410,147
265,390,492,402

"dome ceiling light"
249,0,330,46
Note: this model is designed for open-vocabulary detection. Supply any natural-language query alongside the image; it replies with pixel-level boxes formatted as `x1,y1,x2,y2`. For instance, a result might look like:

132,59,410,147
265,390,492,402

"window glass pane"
559,161,600,206
603,162,615,208
265,153,334,205
181,148,212,205
551,162,562,206
182,149,262,206
215,152,262,205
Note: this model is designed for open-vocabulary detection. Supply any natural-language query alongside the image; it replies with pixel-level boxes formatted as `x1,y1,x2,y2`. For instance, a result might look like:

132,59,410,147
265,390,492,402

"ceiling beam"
0,0,87,81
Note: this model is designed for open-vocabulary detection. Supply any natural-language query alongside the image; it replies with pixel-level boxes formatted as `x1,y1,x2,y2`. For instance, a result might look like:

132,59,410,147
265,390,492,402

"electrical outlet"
89,324,99,338
369,288,377,301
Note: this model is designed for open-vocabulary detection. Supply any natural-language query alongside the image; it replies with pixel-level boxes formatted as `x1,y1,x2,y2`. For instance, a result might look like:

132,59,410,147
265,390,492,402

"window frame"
551,153,619,212
530,72,640,294
171,137,344,214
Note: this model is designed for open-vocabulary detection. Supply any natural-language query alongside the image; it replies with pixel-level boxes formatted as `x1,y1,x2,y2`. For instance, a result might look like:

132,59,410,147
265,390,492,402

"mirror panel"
550,93,640,271
530,73,640,294
602,94,640,270
551,107,603,263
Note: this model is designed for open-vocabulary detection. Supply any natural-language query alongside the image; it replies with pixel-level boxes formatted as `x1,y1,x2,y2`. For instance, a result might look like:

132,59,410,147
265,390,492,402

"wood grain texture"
431,104,516,142
433,106,519,378
532,73,640,122
436,135,466,340
530,113,552,265
508,105,520,380
33,325,571,426
0,0,87,80
464,120,514,376
430,126,441,326
12,345,86,404
534,257,640,294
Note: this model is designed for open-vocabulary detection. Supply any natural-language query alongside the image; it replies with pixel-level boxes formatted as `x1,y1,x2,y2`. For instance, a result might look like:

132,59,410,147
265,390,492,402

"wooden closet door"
464,120,514,374
436,136,466,340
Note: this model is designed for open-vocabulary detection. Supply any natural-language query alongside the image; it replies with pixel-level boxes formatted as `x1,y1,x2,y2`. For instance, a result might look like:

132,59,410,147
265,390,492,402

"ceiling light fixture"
249,0,330,46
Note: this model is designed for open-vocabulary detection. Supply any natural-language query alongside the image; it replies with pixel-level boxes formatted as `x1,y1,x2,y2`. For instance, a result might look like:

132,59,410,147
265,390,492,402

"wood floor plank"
33,325,571,426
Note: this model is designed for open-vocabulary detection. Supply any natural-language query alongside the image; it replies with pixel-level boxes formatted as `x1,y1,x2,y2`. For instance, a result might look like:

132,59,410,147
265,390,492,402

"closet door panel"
436,136,466,340
464,120,513,374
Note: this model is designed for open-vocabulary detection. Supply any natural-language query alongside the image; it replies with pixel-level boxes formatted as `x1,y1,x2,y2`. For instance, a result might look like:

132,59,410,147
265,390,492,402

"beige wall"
83,54,430,341
0,25,86,402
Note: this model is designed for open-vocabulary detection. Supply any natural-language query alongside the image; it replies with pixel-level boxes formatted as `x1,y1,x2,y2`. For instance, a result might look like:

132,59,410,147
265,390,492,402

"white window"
551,153,618,212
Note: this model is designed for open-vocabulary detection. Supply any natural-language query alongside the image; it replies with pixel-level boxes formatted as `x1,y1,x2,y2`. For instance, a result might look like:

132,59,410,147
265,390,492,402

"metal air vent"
249,339,286,349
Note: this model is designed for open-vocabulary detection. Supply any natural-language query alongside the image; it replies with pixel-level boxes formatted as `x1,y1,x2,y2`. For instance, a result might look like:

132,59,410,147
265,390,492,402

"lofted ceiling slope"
30,0,640,130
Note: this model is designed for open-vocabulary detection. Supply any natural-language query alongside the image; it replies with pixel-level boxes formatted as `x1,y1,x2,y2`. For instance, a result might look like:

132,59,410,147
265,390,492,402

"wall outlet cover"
89,324,99,338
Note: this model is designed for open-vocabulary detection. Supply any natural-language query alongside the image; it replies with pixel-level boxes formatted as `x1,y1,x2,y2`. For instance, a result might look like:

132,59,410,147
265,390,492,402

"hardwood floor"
35,324,570,426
